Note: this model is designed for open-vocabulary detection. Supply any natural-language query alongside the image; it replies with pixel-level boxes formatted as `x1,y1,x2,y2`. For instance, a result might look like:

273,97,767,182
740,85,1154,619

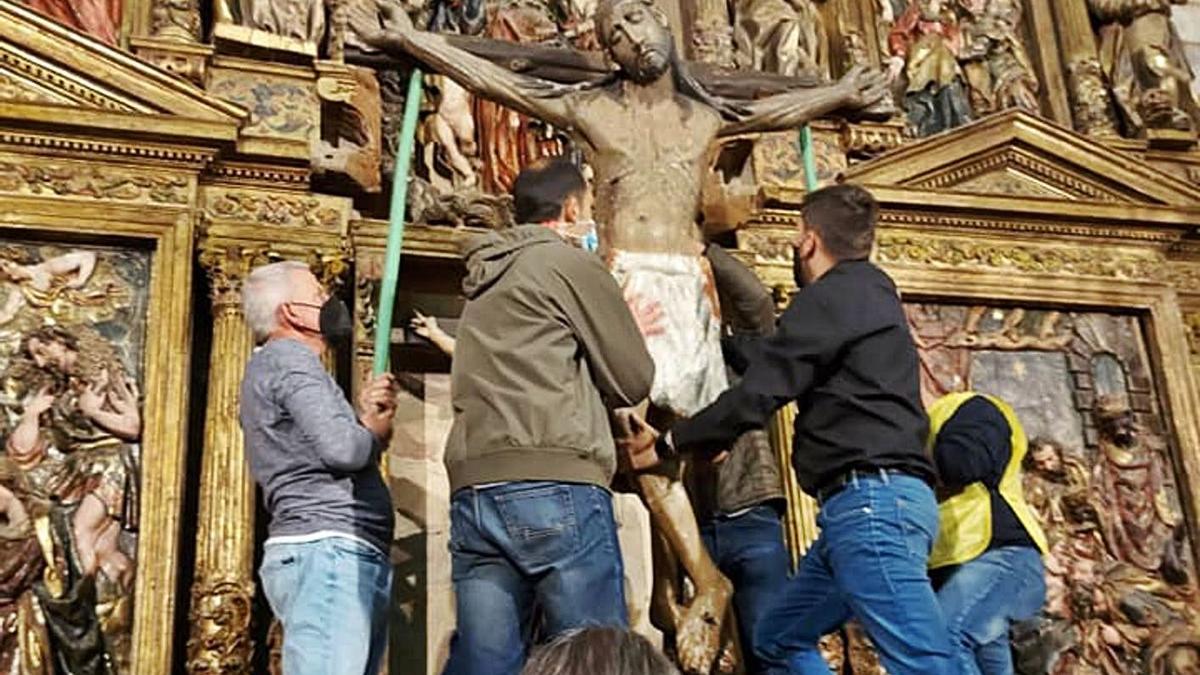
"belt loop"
879,468,890,485
473,488,481,526
850,470,860,490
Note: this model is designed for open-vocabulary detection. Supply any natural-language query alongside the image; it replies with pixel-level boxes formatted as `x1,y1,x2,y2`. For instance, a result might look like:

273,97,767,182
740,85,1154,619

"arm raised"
719,65,890,137
360,7,579,130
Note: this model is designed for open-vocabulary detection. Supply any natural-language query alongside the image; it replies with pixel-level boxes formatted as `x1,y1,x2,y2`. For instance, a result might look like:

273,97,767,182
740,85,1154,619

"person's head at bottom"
521,626,678,675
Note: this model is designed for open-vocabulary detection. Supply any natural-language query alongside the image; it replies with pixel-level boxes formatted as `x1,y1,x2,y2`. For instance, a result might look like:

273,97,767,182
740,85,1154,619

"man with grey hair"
238,260,398,675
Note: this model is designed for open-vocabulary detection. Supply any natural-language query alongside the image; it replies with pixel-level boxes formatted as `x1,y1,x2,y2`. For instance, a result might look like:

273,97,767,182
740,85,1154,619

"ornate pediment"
844,110,1200,208
0,0,244,137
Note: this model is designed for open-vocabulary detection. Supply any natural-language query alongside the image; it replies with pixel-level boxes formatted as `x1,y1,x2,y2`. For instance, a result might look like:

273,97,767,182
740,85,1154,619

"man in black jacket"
619,184,954,675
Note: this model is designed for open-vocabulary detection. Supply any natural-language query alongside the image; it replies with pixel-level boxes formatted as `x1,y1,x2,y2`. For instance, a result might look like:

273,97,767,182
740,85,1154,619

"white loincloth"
610,251,728,417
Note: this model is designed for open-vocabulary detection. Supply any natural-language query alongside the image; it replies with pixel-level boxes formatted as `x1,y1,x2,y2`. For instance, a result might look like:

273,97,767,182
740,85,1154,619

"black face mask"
318,297,354,343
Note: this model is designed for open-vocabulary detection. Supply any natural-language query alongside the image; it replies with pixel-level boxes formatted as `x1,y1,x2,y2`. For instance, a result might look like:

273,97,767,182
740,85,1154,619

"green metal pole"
799,124,818,193
373,68,425,376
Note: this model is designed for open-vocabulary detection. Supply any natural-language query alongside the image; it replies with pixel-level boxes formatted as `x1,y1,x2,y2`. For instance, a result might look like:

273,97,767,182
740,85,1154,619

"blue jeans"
260,536,392,675
936,545,1047,675
443,481,627,675
700,504,796,674
753,473,955,675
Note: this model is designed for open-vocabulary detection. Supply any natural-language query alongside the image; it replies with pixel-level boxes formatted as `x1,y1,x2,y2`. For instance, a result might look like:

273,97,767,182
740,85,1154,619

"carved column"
1052,0,1119,137
186,241,270,674
770,401,820,567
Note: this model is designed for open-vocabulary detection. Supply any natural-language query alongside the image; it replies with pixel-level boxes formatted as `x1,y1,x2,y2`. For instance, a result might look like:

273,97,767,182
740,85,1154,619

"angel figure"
0,249,131,328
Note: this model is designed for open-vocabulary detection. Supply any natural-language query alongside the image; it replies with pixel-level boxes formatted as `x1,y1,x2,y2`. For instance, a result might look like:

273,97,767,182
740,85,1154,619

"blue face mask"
581,229,599,253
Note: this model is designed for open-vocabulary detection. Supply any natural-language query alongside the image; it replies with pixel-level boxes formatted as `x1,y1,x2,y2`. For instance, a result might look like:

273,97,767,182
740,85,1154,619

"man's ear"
276,301,297,331
798,229,818,260
562,195,580,223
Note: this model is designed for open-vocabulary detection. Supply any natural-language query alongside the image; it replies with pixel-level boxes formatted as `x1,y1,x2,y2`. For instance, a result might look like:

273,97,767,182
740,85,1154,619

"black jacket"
673,260,935,495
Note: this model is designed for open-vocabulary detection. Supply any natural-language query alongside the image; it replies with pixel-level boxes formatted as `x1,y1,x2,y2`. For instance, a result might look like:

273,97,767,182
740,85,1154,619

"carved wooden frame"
885,242,1200,555
0,184,195,673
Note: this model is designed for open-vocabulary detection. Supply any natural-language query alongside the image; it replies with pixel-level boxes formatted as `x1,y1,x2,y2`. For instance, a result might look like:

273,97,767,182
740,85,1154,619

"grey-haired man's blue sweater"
240,338,394,554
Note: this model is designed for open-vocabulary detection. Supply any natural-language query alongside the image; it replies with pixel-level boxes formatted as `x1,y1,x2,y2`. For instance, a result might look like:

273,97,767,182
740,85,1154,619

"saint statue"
957,0,1039,114
887,0,973,136
1087,0,1200,134
1091,396,1182,575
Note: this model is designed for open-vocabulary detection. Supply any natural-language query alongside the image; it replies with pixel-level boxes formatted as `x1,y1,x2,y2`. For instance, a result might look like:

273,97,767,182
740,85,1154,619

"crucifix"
353,1,891,670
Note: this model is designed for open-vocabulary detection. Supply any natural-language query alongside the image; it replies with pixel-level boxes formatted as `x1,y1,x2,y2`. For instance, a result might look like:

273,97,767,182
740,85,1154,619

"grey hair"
521,626,679,675
241,260,311,342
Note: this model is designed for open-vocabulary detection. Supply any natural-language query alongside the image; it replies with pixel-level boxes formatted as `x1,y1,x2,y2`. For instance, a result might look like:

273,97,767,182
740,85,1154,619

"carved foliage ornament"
206,191,342,230
0,161,190,204
198,240,350,310
1183,312,1200,356
185,578,254,674
1166,263,1200,294
197,243,273,310
208,75,317,143
877,235,1166,281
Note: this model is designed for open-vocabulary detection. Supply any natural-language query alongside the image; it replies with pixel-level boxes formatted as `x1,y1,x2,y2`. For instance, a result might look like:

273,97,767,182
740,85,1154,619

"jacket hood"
461,225,563,298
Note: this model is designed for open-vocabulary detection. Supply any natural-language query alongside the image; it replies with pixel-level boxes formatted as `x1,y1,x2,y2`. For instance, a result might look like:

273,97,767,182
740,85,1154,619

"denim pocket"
494,484,579,566
260,546,301,618
818,489,874,529
330,537,387,564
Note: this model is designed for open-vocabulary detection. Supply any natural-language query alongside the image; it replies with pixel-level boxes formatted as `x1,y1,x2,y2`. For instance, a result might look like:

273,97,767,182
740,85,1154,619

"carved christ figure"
359,1,887,669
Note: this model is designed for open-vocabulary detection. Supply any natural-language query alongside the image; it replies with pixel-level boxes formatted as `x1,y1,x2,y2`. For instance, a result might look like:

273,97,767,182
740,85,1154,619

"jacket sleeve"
672,288,843,453
705,243,776,335
932,396,1011,489
552,253,655,407
277,366,379,473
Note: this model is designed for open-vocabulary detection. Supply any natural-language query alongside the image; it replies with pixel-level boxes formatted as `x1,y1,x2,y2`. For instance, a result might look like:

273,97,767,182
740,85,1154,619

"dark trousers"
700,503,795,674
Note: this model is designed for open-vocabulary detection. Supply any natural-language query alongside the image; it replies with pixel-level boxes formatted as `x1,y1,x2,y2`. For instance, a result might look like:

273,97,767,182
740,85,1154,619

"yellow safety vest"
927,392,1048,569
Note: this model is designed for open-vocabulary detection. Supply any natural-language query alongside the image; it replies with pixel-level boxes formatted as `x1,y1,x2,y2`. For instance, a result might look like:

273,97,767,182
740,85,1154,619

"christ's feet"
675,575,733,674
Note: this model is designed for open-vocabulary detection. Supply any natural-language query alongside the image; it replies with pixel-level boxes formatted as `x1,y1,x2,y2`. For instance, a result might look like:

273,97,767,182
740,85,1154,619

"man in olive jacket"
443,158,655,675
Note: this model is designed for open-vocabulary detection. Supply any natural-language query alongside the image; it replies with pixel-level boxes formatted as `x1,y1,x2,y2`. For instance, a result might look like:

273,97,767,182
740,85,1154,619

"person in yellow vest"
926,392,1049,675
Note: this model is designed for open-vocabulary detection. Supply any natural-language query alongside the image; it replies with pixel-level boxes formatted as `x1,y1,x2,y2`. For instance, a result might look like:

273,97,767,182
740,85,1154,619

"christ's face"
601,0,672,84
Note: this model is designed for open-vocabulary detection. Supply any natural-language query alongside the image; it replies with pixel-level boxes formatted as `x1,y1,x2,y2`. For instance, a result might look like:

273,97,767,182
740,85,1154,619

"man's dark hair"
521,626,678,675
801,183,878,261
511,157,586,224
